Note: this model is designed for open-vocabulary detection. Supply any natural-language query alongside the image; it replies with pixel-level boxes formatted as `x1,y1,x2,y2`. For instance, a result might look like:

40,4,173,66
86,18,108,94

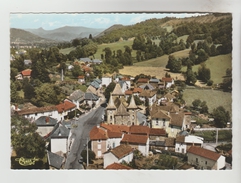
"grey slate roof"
34,116,58,126
149,78,160,83
139,83,155,90
68,90,85,102
49,123,70,138
137,111,146,124
94,78,102,84
92,59,102,63
118,80,126,88
90,79,101,89
80,58,92,62
149,140,165,146
47,151,64,169
85,92,99,101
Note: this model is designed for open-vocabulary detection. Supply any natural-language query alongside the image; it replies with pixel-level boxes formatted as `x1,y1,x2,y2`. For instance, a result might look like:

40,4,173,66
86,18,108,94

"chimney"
45,117,49,123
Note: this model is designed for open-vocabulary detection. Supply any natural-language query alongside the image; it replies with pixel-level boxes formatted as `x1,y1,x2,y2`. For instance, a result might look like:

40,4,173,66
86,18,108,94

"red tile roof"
89,126,108,140
125,90,133,95
149,128,166,136
17,105,57,115
21,69,32,76
56,100,76,113
100,123,129,133
133,88,143,93
137,78,149,83
162,77,173,82
78,75,85,79
129,125,149,135
107,144,133,159
105,162,132,170
187,146,221,161
121,134,148,145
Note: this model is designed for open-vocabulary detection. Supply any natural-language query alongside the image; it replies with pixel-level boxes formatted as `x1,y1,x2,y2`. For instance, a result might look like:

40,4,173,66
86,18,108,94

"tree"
166,55,181,73
32,83,65,107
186,67,197,85
192,99,201,109
200,101,209,114
72,64,83,78
11,115,46,158
89,34,93,39
23,82,36,100
103,82,116,101
81,149,96,164
212,106,230,128
196,49,209,64
72,38,80,47
198,63,211,83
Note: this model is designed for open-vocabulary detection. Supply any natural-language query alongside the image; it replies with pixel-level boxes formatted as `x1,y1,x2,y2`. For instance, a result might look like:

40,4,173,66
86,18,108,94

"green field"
93,40,135,59
182,53,232,84
182,89,232,114
177,35,189,44
134,49,190,67
59,47,75,55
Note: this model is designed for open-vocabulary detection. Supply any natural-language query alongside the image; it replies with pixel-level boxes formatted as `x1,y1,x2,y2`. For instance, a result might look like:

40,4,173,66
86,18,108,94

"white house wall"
102,77,112,87
217,156,226,170
175,143,187,153
24,110,59,121
104,151,133,168
106,138,121,149
51,138,68,154
36,126,55,137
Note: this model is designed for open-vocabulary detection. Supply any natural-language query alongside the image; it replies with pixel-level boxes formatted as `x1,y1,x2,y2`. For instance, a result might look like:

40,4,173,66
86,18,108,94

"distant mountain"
25,26,105,42
10,28,54,43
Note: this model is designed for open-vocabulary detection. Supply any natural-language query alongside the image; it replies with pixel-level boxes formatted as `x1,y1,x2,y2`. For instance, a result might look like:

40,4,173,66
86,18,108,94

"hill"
25,26,104,42
10,28,54,43
96,24,125,38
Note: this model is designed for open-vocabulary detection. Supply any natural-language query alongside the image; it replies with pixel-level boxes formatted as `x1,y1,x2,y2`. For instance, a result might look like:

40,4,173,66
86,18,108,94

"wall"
24,110,59,122
102,77,112,87
106,138,122,149
187,152,217,170
37,126,55,137
175,143,187,153
103,151,133,168
91,140,107,158
51,138,68,154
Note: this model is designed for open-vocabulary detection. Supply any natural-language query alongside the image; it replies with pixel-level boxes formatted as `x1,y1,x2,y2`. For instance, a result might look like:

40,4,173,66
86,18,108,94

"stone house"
187,146,226,170
103,144,133,168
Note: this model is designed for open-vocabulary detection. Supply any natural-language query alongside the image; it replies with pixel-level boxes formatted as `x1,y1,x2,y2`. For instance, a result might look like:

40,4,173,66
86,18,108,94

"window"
156,118,158,126
97,144,101,149
163,119,166,126
113,142,115,148
110,116,112,121
98,139,102,143
205,161,207,165
132,115,135,120
196,158,198,163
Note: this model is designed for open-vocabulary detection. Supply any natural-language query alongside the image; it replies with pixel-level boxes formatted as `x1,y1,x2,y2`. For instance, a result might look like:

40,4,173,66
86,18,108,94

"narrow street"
64,104,105,169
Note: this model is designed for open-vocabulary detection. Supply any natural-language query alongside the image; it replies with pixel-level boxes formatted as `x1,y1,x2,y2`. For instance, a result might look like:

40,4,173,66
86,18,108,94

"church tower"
127,95,138,125
106,93,116,124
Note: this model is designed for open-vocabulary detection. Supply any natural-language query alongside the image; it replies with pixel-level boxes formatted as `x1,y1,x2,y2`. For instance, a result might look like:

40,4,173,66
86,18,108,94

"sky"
10,13,208,30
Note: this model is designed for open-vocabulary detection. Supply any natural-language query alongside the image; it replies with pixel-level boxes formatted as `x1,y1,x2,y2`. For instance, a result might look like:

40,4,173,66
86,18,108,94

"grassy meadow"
182,89,232,114
181,53,232,84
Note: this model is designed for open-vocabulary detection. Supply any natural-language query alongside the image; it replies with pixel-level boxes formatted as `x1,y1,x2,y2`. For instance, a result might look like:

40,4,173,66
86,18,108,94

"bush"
207,80,213,86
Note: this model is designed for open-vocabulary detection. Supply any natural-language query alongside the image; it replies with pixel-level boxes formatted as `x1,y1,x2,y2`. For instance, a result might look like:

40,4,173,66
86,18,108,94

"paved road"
64,105,105,169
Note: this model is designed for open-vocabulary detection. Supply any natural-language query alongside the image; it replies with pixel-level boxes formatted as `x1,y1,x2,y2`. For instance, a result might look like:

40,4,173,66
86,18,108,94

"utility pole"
86,137,89,168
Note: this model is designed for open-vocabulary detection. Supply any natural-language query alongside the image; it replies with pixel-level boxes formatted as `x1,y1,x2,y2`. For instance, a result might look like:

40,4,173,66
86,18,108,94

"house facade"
139,90,157,106
162,77,174,88
103,144,133,168
175,135,204,154
102,74,112,87
34,116,58,137
187,146,226,170
121,134,149,156
67,90,85,108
